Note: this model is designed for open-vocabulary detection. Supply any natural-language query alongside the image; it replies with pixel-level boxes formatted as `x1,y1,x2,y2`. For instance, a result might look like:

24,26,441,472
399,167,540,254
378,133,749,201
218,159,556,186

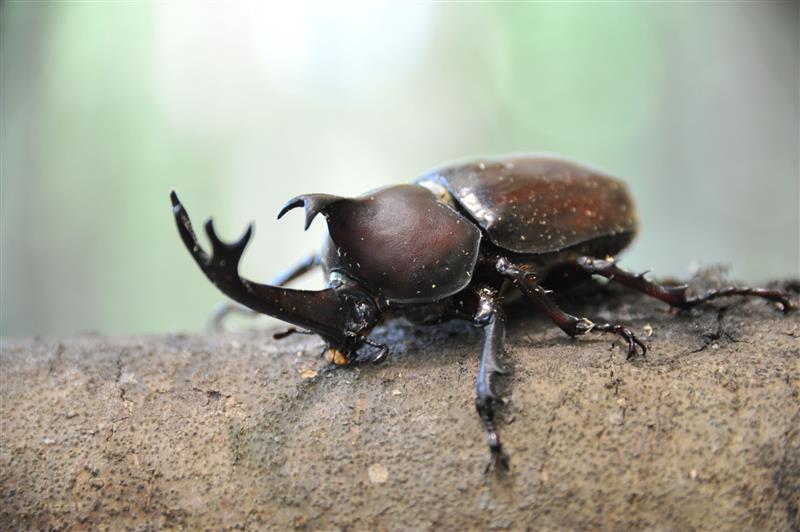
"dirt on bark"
1,276,799,530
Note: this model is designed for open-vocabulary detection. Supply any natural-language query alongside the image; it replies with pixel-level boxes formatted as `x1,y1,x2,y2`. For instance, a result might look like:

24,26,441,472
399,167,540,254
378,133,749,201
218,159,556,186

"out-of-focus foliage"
1,2,797,337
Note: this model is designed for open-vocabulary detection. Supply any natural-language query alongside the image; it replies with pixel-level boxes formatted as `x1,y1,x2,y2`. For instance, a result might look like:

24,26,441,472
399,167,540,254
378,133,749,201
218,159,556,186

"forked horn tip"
170,190,187,218
236,223,254,247
277,193,343,231
203,218,253,254
277,197,304,221
204,218,218,242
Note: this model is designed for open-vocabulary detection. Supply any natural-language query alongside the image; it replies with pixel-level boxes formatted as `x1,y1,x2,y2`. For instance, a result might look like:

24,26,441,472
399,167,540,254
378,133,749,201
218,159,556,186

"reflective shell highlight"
418,155,638,255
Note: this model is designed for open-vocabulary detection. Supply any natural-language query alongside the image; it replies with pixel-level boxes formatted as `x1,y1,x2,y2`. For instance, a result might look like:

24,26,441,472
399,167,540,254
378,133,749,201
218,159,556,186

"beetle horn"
170,191,377,348
277,194,344,230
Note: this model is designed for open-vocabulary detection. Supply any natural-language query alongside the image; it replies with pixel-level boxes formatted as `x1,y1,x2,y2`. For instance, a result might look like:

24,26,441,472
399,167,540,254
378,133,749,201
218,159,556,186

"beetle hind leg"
574,256,796,313
497,258,646,360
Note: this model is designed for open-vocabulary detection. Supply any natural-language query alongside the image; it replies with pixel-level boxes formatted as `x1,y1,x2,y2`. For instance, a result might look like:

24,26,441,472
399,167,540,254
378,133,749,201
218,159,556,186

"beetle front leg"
474,288,510,474
362,337,390,364
575,256,796,313
497,258,646,360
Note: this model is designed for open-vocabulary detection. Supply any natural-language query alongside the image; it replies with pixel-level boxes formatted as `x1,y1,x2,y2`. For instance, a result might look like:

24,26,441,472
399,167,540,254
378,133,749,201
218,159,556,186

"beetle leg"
474,288,510,474
272,327,315,340
363,338,390,364
269,253,323,287
209,253,322,331
497,258,646,360
575,257,796,313
208,303,259,331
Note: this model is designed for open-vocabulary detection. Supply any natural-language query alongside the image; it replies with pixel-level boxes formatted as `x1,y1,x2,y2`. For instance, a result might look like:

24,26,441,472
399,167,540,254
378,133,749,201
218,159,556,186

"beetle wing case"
418,155,638,255
317,184,482,304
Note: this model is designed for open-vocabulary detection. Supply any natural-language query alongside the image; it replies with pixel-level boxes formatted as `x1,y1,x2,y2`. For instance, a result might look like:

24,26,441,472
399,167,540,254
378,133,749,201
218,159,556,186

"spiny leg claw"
591,323,647,360
577,318,647,360
623,328,648,360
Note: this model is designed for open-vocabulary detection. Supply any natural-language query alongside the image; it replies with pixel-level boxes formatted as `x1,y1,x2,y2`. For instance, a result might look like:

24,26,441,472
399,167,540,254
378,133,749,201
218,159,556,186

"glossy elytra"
171,154,795,472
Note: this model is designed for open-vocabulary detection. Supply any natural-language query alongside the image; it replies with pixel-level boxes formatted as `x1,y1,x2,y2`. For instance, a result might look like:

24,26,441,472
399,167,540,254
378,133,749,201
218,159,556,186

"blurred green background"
2,2,798,338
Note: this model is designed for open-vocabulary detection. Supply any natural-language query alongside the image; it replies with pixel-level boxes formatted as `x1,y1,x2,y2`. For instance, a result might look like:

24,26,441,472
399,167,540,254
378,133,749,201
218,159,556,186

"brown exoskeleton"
172,154,795,471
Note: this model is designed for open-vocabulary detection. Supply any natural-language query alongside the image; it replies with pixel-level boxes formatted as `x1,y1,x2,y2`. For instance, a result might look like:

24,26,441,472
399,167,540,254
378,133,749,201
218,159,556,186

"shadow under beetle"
171,154,795,472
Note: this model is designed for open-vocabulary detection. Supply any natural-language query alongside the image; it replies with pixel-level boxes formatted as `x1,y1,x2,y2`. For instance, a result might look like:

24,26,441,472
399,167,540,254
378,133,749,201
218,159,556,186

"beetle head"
319,278,382,361
171,191,381,359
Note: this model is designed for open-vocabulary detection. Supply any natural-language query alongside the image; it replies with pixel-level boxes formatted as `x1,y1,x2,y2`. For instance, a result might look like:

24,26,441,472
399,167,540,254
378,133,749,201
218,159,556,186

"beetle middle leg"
497,258,646,360
474,287,510,473
574,256,796,313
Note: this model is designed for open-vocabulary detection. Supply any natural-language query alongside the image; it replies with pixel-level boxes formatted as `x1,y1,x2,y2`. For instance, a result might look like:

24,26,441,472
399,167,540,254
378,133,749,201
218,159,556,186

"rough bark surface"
2,276,799,530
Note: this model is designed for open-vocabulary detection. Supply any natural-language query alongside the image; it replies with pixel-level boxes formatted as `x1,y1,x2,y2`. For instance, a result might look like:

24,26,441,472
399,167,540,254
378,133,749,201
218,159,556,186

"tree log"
2,277,798,530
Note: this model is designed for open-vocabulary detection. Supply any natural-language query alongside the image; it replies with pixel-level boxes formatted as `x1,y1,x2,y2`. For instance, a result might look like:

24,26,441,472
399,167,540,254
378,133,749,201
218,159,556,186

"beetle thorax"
318,184,482,305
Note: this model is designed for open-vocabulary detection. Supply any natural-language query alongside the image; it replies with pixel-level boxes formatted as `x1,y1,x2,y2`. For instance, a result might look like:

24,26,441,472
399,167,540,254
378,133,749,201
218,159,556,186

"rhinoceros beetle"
170,154,795,472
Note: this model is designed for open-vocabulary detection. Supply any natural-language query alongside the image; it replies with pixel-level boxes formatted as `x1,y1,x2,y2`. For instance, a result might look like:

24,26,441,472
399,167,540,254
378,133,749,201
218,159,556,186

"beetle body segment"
418,155,638,255
286,184,482,304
